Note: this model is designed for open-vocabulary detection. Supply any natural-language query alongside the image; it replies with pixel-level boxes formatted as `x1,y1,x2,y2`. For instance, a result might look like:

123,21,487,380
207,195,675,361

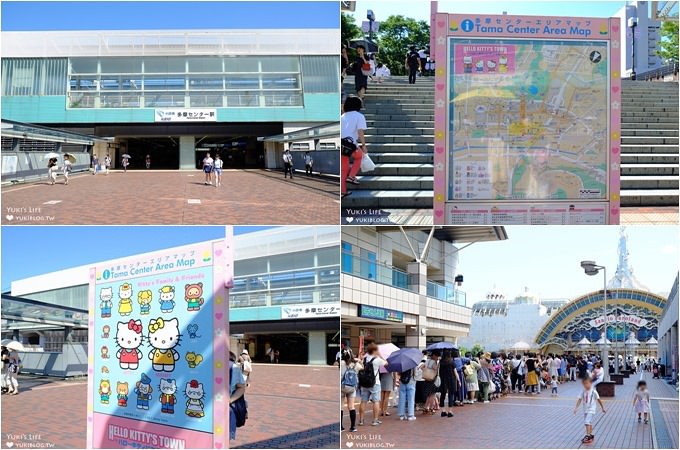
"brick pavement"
341,371,678,449
1,376,87,449
231,364,339,449
1,170,339,225
621,207,679,225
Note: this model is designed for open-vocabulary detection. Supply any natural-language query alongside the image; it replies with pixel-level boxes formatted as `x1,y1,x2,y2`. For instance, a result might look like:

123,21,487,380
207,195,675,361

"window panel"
143,76,185,90
225,75,260,89
68,92,97,108
144,57,186,73
100,93,141,108
261,74,300,90
144,92,185,107
100,57,142,74
224,57,259,73
70,58,99,74
189,92,224,107
70,75,99,91
188,76,224,90
226,93,258,107
301,56,339,93
263,92,302,107
188,57,223,73
260,56,299,72
100,76,142,90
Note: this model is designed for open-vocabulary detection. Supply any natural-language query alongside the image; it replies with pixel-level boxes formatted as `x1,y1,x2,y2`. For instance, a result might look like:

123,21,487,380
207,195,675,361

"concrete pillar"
407,261,428,349
11,138,20,152
264,142,282,169
308,331,327,365
671,324,678,378
179,136,196,170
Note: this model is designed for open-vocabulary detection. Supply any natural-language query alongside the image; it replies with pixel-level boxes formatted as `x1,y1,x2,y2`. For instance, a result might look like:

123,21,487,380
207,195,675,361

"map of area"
448,39,609,201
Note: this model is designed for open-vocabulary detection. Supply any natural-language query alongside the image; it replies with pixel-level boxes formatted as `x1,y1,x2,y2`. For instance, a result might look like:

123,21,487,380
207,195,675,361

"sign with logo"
87,230,234,449
431,8,621,225
154,109,217,122
588,314,649,328
281,303,340,319
358,305,404,323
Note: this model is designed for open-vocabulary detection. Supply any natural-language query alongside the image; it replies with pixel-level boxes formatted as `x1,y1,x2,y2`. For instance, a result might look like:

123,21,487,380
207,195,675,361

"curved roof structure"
534,288,666,350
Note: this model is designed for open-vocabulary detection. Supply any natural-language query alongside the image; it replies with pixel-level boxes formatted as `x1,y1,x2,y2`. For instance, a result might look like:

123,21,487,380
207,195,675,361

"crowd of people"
340,340,658,442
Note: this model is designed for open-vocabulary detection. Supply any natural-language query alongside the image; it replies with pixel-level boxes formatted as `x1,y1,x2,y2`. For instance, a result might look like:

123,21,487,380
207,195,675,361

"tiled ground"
232,364,339,449
620,207,679,225
341,371,678,449
1,364,340,450
1,169,339,225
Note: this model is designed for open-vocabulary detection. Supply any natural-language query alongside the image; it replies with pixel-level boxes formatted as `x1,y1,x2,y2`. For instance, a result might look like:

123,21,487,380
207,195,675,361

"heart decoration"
437,21,445,28
346,442,355,448
436,83,445,91
612,86,619,93
215,249,223,257
435,210,444,217
215,377,223,385
215,312,223,320
611,147,619,154
611,208,619,216
612,25,619,32
435,147,444,154
346,217,355,223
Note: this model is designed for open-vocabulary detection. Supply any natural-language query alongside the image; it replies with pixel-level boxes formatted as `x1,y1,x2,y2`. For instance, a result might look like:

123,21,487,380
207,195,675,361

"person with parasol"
386,347,423,422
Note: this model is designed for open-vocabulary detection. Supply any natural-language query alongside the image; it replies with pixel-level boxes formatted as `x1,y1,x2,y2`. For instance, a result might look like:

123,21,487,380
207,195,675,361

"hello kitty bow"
127,319,142,334
149,318,165,332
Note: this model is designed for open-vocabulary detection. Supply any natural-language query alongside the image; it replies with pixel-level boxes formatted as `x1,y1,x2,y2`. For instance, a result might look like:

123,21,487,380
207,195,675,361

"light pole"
628,17,638,80
581,260,610,382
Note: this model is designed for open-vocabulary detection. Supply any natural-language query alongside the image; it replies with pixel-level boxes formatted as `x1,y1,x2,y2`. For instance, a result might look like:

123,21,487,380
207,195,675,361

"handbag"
361,63,372,76
341,137,357,157
422,361,439,382
360,153,376,172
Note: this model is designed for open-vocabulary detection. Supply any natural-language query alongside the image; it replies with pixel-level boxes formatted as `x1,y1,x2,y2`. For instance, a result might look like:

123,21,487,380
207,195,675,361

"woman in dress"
422,351,441,414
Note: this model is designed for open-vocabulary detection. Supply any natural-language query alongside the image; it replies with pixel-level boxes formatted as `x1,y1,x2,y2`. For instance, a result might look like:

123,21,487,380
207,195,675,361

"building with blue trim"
1,2,339,170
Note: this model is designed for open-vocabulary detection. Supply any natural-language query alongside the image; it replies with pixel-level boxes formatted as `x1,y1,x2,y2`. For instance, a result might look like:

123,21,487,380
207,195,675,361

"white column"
308,331,327,365
179,136,195,170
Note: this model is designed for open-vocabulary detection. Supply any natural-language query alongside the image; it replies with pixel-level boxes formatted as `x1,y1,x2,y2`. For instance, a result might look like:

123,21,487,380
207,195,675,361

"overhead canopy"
1,294,88,330
1,119,102,146
374,226,508,243
258,122,339,144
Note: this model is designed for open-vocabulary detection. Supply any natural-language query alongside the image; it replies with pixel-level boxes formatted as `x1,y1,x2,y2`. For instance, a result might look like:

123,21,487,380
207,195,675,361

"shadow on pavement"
232,424,339,449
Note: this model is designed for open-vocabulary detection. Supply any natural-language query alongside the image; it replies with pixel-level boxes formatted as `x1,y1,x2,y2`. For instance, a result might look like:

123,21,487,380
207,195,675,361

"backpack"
463,364,474,378
341,137,357,157
407,52,420,68
229,364,247,427
358,357,377,388
400,369,412,385
341,364,359,394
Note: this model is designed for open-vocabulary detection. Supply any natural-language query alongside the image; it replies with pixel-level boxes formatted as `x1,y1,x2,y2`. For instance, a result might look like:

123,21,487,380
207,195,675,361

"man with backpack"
405,46,421,85
357,343,386,427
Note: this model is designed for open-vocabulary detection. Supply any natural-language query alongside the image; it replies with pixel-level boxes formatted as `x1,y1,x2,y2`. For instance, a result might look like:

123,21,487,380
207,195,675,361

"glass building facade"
2,55,338,109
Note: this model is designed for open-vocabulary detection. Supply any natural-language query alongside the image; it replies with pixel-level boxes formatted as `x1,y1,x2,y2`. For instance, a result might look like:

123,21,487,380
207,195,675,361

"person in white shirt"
104,154,111,175
282,149,294,179
573,377,606,444
213,154,223,187
374,63,390,83
358,342,387,427
62,158,72,185
304,152,314,176
202,152,214,185
341,96,367,198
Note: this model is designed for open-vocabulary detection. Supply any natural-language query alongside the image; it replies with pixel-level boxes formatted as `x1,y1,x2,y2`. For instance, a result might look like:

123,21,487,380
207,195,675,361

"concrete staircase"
620,80,679,207
344,77,435,209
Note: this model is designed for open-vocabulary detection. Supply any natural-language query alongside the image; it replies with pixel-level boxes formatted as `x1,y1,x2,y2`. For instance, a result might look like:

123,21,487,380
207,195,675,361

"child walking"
214,155,223,187
550,375,558,396
633,380,650,424
573,377,606,444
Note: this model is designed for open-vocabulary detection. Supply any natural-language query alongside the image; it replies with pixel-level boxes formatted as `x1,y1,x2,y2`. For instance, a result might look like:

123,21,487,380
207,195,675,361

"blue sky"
1,226,274,290
1,1,339,31
454,226,679,305
350,1,629,26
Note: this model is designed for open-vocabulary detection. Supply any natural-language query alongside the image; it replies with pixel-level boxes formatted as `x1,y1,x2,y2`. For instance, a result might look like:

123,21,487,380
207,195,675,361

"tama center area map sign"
86,232,233,449
431,11,621,224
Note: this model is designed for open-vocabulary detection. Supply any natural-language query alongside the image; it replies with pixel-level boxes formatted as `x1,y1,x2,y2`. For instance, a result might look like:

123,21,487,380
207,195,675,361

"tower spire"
608,226,648,290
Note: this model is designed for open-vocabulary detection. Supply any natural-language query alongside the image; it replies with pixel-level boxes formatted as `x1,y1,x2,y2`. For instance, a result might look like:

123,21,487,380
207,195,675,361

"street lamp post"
628,17,638,80
581,260,610,382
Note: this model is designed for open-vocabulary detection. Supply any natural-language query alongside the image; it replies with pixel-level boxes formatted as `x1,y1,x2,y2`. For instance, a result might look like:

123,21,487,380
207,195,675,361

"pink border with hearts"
609,17,622,224
433,11,448,223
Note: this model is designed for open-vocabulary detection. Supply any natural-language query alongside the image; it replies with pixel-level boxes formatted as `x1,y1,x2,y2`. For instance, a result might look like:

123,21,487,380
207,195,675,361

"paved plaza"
342,373,678,449
1,169,339,225
0,366,339,449
232,364,339,449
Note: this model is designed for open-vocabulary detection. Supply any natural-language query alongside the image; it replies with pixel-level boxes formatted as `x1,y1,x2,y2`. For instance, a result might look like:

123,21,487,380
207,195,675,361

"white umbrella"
1,340,24,351
43,152,60,159
377,343,399,374
511,341,531,350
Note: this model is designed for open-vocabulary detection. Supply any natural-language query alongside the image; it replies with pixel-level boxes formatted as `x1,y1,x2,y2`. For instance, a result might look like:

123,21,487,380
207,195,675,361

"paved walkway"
231,364,339,449
620,207,679,225
1,169,339,225
342,372,678,449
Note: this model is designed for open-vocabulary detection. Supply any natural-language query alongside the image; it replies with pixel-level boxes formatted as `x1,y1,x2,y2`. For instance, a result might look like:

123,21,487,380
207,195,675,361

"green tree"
657,19,679,62
341,12,362,47
375,15,430,76
459,344,485,357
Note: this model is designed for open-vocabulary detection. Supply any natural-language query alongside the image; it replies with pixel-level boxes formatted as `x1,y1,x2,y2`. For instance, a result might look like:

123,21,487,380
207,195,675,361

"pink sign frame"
432,5,621,225
86,227,234,449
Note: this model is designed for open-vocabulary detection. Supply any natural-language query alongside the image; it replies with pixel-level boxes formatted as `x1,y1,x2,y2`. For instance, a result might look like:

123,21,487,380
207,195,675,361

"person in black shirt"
354,45,369,99
405,46,421,84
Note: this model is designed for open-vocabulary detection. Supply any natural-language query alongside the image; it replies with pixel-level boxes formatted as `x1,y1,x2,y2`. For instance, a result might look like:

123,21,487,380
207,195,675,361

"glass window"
225,75,259,89
318,268,339,285
226,93,258,107
100,76,142,90
70,75,99,91
189,92,224,107
260,56,299,72
301,56,339,93
224,57,259,73
317,247,339,266
143,76,185,90
269,250,315,272
188,76,224,90
144,57,186,73
101,93,141,108
263,92,302,107
360,250,376,280
261,74,300,90
188,57,223,73
100,57,142,74
144,92,185,107
70,58,98,74
235,257,267,277
341,242,353,273
68,92,97,108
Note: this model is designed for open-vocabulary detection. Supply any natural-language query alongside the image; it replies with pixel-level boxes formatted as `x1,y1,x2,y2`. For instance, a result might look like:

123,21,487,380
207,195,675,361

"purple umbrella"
386,348,423,373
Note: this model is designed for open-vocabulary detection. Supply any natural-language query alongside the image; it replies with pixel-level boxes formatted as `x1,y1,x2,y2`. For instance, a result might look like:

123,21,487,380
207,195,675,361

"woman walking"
438,350,458,417
341,96,366,198
214,154,223,187
47,158,58,185
341,349,362,432
202,152,214,185
62,156,72,185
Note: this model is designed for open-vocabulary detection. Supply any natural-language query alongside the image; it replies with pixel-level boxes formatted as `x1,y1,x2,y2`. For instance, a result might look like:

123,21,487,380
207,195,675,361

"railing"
623,62,679,81
426,280,467,306
229,285,339,308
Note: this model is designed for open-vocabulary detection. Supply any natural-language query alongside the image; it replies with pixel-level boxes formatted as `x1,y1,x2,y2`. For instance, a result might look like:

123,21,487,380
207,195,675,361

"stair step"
371,163,434,176
365,135,433,144
370,153,434,164
343,189,433,209
620,189,679,206
621,153,679,164
366,143,434,153
620,175,679,189
620,164,679,176
620,137,679,145
621,129,679,137
620,144,679,154
353,175,433,190
369,120,435,128
371,127,434,135
622,122,680,129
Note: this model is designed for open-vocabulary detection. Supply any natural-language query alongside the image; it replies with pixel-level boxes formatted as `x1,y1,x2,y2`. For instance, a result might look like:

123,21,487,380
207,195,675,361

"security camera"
455,274,464,286
367,9,375,21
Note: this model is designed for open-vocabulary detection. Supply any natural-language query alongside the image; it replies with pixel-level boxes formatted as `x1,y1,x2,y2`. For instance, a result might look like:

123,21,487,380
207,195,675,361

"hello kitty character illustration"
134,373,153,410
499,55,508,73
101,346,110,359
463,56,473,73
184,379,205,418
159,378,177,414
100,287,113,318
158,286,176,313
102,325,110,339
486,60,497,72
147,318,181,372
475,60,484,72
116,319,143,370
